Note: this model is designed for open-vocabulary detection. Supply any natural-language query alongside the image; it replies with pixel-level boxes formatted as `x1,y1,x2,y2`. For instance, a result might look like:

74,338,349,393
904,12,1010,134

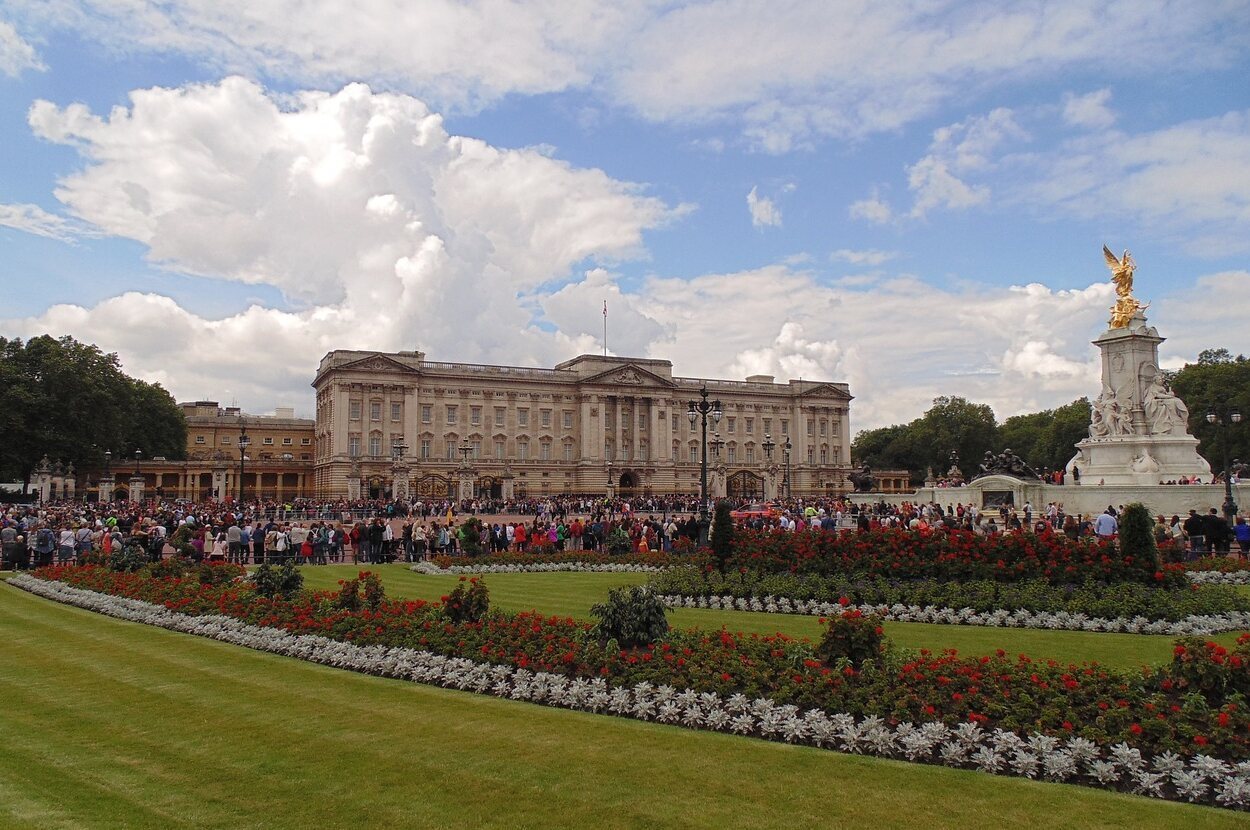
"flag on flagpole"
603,300,607,317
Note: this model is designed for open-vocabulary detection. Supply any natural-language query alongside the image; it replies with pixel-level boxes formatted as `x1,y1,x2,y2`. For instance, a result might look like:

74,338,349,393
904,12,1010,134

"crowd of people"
2,492,1248,570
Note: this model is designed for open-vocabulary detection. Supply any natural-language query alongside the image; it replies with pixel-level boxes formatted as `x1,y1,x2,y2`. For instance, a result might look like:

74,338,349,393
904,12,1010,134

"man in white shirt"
1094,509,1118,540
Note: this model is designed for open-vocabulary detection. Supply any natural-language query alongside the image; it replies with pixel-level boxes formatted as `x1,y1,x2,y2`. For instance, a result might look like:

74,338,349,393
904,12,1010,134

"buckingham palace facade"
312,350,853,500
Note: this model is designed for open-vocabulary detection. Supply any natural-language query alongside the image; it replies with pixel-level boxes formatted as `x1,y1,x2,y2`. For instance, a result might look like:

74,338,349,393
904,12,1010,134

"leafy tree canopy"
0,335,187,487
852,345,1250,480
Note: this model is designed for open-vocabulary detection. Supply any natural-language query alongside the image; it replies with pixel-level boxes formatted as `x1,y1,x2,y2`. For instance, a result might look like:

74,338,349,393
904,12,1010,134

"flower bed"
648,567,1250,627
728,528,1179,586
1190,571,1250,586
429,551,679,571
12,570,1250,811
413,560,664,575
659,594,1250,636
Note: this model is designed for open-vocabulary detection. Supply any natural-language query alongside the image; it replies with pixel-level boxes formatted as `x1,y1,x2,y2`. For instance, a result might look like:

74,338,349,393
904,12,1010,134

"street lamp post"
133,448,142,476
1207,407,1243,521
391,441,408,501
237,418,250,503
783,436,793,500
762,433,776,501
687,385,723,546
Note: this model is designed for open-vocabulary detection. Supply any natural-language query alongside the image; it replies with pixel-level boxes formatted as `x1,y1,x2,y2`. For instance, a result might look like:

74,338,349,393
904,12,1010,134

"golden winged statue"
1102,244,1147,328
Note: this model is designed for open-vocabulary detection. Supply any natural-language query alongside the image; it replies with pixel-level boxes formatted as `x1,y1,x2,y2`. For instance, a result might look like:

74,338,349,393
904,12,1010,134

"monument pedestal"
1066,312,1210,486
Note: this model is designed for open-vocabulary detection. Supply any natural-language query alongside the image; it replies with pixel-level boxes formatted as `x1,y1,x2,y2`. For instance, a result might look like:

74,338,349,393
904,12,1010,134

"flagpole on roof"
603,299,608,357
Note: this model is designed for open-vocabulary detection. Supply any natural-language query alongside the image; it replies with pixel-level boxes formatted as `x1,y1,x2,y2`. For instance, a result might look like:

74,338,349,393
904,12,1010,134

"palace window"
746,447,755,463
746,417,754,434
727,446,736,464
563,410,573,429
195,435,205,444
221,437,232,445
763,418,771,434
518,408,529,427
350,401,362,420
349,436,361,457
369,435,382,457
282,437,292,445
563,442,573,461
781,419,789,435
494,440,504,459
419,440,430,459
671,413,678,433
495,407,505,427
807,447,814,464
471,440,482,459
446,405,458,425
727,417,735,434
370,402,382,422
820,446,828,464
301,437,311,445
446,439,457,460
391,402,402,422
541,409,551,428
421,405,432,424
820,419,827,437
263,437,274,445
639,440,648,461
807,420,814,436
518,440,530,460
470,406,481,426
540,441,551,461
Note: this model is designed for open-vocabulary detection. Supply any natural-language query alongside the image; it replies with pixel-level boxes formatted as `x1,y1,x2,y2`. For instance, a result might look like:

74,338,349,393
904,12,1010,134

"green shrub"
459,517,485,558
589,585,670,648
252,560,304,600
1119,502,1161,578
145,555,192,580
442,576,490,623
605,528,634,555
815,608,886,668
109,543,149,573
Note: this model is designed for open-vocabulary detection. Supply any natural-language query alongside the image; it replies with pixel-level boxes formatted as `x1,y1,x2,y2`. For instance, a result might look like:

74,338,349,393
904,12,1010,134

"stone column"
212,465,228,501
129,473,145,502
65,464,77,500
392,462,409,500
35,456,52,503
98,473,114,503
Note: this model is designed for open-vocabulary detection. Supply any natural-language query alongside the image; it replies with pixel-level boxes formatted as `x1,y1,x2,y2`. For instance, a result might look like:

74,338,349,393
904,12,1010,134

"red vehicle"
730,503,781,521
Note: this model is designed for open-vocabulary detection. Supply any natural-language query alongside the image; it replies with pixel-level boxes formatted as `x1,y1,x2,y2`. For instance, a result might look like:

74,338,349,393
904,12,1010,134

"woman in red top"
514,523,527,552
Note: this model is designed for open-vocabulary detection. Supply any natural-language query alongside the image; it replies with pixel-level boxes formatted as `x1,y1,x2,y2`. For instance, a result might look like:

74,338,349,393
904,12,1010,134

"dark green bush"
459,517,485,557
1119,502,1161,579
442,576,489,623
252,560,304,600
589,585,670,648
605,528,634,555
109,543,149,573
815,609,886,668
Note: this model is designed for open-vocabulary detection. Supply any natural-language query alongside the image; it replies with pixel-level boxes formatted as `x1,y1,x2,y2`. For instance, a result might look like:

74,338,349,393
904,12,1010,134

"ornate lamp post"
762,433,776,501
457,439,474,502
102,449,113,502
237,418,250,503
391,441,408,500
782,436,793,500
687,385,722,545
129,447,144,502
1207,407,1243,520
710,431,726,460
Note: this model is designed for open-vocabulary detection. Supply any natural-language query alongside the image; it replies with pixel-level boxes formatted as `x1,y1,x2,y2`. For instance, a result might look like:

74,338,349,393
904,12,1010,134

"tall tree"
853,397,999,483
1169,349,1250,470
1000,398,1091,473
0,335,187,489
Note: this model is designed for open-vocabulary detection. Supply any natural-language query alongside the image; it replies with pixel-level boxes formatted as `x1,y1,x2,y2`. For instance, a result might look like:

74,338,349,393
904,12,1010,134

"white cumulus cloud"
746,186,782,228
7,78,679,411
0,19,42,76
1062,88,1116,129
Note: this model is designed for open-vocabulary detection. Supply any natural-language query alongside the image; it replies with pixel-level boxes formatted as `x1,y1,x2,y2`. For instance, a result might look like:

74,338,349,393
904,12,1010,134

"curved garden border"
8,573,1250,812
410,561,663,576
656,594,1250,636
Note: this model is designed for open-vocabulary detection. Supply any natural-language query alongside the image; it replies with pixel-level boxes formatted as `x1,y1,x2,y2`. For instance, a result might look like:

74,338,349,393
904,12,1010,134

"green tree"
1000,398,1091,474
0,335,187,490
710,500,734,571
1169,350,1250,470
853,397,1000,483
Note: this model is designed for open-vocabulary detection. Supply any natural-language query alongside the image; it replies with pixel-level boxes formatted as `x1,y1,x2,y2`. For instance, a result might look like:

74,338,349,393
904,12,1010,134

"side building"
312,350,853,500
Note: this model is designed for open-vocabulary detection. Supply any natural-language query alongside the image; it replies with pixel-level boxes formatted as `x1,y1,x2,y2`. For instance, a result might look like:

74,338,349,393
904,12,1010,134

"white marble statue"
1142,372,1189,435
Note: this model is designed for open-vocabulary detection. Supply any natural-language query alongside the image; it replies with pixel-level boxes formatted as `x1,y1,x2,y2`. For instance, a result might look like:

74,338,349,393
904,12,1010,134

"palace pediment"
580,363,675,389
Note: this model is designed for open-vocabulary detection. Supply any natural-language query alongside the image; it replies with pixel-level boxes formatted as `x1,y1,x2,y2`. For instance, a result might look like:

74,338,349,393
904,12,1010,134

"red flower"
1129,723,1143,735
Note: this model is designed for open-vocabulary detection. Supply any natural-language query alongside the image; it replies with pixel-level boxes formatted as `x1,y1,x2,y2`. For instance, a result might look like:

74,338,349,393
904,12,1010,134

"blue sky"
1,2,1248,430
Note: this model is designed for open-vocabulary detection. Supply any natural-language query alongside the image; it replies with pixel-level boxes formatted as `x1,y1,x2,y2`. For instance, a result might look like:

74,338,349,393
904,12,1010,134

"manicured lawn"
295,565,1247,670
2,583,1244,829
